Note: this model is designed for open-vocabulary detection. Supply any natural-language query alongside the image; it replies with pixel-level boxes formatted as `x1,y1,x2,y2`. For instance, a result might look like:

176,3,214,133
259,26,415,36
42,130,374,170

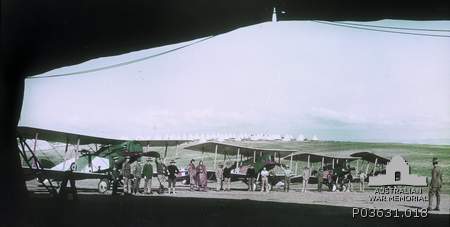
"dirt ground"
26,179,450,216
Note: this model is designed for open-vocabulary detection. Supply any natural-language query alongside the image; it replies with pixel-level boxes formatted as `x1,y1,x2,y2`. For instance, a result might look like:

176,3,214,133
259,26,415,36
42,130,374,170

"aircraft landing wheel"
98,179,109,194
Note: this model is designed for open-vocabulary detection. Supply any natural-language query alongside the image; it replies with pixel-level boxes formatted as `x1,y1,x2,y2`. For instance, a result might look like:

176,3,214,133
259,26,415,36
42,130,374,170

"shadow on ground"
23,194,449,227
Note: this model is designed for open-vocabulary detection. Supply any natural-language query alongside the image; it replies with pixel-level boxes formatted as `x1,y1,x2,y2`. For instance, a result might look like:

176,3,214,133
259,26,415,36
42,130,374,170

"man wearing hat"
142,158,154,194
155,157,167,193
111,156,121,196
167,160,180,194
246,164,256,191
302,166,311,192
215,163,224,191
121,156,132,194
131,158,143,194
223,162,232,191
428,157,443,211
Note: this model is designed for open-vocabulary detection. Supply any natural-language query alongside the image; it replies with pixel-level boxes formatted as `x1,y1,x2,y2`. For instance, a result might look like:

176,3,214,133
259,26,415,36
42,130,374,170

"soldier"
110,156,121,196
260,167,269,192
359,171,367,192
223,163,232,191
142,157,154,194
167,160,180,194
155,158,167,193
302,166,310,192
281,165,291,192
317,168,324,192
246,164,256,191
131,159,143,194
121,156,132,195
215,163,224,191
428,157,443,211
187,159,197,191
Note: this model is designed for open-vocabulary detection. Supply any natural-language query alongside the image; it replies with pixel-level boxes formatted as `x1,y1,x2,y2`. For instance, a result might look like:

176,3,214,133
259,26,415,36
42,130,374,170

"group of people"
115,156,180,195
187,159,208,191
112,155,443,213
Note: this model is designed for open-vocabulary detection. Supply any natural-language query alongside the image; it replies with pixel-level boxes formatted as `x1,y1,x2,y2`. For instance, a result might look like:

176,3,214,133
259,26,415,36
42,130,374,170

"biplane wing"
184,141,298,156
350,152,390,165
17,126,191,146
22,166,108,181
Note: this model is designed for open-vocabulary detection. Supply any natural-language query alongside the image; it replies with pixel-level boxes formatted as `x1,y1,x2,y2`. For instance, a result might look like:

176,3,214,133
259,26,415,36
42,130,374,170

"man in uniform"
142,158,154,194
167,160,180,194
359,171,367,192
317,168,324,192
281,165,291,192
302,166,310,192
246,164,256,191
155,158,167,193
131,159,143,194
111,156,121,196
187,159,197,191
121,156,132,195
428,157,443,211
223,163,232,191
260,167,270,192
215,163,224,191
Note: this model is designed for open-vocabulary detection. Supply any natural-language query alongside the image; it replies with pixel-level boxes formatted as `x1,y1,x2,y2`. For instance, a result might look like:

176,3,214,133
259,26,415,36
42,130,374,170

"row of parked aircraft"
17,126,385,195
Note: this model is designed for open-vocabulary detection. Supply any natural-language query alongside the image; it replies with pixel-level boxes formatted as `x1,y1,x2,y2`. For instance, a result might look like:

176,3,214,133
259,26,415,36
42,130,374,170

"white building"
369,155,427,186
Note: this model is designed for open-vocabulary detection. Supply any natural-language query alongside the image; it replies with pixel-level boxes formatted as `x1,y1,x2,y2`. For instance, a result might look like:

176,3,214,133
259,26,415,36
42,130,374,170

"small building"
369,155,426,186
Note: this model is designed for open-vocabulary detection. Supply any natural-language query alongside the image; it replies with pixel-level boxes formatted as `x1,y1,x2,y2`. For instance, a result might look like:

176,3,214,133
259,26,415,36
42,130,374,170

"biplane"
17,126,190,195
183,141,298,190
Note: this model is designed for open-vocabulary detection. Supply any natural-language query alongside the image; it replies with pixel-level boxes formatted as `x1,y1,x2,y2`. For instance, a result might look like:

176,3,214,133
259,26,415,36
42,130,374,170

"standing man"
223,163,232,191
167,160,180,194
110,156,121,196
246,164,256,191
121,156,132,195
156,158,167,194
142,158,154,194
187,159,197,191
359,171,367,192
317,168,324,192
215,163,224,191
302,166,310,192
281,165,291,192
131,159,143,194
260,167,270,192
428,157,443,211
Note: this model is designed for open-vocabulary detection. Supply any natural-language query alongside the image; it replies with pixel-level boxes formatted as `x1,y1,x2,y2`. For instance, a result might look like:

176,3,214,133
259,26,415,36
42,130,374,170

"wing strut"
17,136,58,197
213,144,218,168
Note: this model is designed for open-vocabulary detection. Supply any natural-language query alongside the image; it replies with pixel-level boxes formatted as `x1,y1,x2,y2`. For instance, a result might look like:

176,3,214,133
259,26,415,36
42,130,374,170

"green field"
30,140,450,193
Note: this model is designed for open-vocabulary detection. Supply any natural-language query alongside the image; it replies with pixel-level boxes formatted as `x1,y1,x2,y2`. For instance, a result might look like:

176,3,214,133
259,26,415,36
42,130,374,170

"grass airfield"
30,140,449,193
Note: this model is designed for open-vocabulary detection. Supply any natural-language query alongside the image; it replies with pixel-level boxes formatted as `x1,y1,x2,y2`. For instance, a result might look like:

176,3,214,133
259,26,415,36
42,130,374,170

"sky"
19,20,450,144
